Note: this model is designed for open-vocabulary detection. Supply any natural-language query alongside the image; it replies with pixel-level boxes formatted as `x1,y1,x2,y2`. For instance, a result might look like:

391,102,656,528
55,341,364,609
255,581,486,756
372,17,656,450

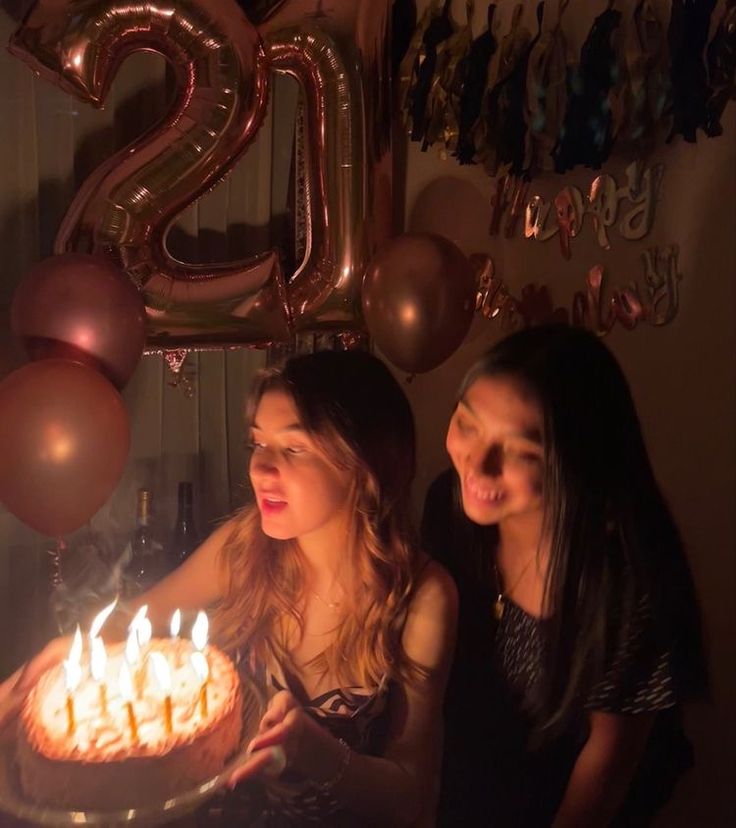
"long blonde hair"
212,351,420,687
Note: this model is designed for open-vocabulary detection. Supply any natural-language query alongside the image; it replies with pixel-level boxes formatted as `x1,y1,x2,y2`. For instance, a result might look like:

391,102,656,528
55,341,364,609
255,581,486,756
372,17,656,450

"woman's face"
249,390,353,543
446,374,545,527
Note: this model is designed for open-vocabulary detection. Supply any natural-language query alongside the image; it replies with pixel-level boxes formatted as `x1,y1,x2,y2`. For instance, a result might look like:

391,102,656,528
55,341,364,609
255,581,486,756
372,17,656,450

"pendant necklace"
493,556,534,620
312,591,342,612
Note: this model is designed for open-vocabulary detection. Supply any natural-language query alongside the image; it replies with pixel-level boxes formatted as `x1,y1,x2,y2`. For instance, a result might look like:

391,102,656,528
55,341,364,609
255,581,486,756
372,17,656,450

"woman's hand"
228,690,343,788
0,636,71,740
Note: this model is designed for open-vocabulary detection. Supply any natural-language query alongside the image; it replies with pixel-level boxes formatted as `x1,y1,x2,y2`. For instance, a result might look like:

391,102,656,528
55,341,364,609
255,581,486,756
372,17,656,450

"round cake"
16,637,243,811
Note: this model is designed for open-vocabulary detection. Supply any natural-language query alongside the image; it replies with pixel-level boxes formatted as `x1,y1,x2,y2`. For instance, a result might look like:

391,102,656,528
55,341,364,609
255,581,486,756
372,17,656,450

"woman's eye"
284,446,306,455
247,440,266,451
505,446,541,464
455,417,477,436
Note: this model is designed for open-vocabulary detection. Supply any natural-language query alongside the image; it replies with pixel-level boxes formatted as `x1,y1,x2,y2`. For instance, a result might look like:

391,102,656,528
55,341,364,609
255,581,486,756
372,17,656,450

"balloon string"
49,538,65,589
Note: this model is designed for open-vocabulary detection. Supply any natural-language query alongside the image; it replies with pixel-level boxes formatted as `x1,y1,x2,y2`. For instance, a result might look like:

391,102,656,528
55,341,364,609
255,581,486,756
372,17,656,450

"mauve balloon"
11,253,146,389
362,233,477,373
0,359,130,537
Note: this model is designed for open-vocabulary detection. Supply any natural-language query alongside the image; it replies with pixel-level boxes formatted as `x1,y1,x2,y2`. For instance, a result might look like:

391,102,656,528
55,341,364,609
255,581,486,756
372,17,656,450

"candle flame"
149,652,172,695
191,611,208,651
63,625,84,692
63,658,82,692
190,650,209,683
131,604,149,630
69,624,83,665
125,627,140,666
170,609,181,638
119,661,134,702
90,636,107,682
89,598,118,639
129,604,151,647
137,617,152,647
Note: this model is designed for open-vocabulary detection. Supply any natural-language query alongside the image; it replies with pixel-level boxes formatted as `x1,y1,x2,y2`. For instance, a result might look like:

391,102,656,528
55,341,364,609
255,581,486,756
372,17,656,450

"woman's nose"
469,444,502,478
250,448,279,477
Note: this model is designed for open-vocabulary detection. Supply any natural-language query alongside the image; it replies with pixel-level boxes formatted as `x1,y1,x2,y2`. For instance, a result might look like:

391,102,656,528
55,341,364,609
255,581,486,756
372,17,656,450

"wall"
399,1,735,823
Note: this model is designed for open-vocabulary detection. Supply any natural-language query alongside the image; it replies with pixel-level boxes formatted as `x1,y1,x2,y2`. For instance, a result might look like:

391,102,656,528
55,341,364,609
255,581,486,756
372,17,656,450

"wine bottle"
168,481,200,569
124,488,165,596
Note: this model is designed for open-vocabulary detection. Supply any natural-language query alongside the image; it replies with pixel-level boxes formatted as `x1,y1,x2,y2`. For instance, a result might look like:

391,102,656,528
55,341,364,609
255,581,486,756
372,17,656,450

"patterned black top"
496,594,677,717
421,469,694,828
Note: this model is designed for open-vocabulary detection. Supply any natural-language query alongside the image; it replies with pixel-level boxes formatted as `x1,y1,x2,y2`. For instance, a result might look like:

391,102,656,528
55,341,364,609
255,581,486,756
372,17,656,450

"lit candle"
130,604,151,648
190,651,209,719
63,625,83,737
125,626,145,699
90,636,108,716
191,611,208,652
118,661,138,742
170,609,181,639
149,652,173,736
89,597,118,641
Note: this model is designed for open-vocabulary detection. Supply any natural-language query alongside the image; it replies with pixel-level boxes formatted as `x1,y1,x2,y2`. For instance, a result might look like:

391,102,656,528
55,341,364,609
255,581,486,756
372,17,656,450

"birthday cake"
16,637,243,811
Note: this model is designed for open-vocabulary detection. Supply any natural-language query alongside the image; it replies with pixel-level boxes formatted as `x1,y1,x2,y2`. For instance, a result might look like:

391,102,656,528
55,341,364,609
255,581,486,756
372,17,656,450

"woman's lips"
259,495,287,516
464,477,505,505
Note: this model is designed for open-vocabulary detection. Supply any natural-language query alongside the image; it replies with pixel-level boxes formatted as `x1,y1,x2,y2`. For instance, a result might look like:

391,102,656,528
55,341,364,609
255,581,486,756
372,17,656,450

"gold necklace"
493,557,535,620
312,591,342,611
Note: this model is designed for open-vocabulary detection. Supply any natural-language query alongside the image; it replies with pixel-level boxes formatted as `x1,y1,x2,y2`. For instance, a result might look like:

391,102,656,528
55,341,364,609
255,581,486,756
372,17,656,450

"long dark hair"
214,349,421,686
456,325,707,735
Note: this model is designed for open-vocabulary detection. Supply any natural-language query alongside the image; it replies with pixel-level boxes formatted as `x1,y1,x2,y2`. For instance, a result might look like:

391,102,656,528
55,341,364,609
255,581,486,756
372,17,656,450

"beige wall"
398,1,735,822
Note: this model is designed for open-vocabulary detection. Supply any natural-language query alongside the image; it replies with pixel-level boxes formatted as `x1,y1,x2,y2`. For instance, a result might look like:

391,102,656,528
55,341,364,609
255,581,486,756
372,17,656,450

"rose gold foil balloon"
259,0,393,331
9,0,291,349
265,21,388,330
362,233,477,374
0,360,130,537
11,253,146,389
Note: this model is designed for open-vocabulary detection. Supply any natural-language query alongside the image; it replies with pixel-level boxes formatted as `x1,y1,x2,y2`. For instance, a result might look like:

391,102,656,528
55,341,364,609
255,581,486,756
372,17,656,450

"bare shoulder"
402,557,458,674
410,556,459,617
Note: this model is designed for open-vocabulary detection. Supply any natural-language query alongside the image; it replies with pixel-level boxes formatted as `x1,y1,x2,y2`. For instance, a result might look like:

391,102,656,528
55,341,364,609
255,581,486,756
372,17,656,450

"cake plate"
0,676,263,828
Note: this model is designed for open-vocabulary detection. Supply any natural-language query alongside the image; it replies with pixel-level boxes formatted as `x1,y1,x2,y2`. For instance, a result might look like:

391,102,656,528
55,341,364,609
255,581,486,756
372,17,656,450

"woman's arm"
1,518,235,706
235,559,459,827
552,711,655,828
121,517,233,632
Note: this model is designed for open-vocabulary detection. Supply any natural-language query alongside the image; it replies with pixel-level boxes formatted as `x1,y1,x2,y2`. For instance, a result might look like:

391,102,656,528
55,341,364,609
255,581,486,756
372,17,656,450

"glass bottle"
125,488,165,597
168,481,200,569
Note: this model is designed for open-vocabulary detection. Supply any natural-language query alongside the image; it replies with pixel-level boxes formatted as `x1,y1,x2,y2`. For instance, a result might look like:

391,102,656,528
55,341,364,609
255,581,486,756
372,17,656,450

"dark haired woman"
422,325,706,826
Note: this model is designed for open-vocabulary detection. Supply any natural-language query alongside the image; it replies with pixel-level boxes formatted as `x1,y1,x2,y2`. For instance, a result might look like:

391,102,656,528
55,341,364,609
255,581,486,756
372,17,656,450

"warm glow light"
125,627,140,666
149,652,172,695
137,617,152,647
63,625,83,691
191,611,208,651
190,651,209,719
170,609,181,638
90,636,107,682
190,650,209,684
89,598,118,639
129,604,151,648
63,658,82,693
43,424,74,462
119,661,134,702
69,624,83,664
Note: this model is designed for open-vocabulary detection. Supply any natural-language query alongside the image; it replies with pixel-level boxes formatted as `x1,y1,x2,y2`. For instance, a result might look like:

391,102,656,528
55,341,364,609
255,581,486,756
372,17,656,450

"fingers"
14,637,69,694
228,745,286,787
0,667,25,703
0,685,25,743
258,690,299,733
249,716,294,753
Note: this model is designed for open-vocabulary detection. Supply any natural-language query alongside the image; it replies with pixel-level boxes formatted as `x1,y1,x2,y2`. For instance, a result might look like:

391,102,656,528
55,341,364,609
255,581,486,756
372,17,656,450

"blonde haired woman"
4,350,457,826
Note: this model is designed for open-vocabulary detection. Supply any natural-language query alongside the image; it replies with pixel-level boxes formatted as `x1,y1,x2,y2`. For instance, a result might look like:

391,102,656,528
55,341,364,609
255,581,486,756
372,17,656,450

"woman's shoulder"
411,555,459,614
401,556,459,676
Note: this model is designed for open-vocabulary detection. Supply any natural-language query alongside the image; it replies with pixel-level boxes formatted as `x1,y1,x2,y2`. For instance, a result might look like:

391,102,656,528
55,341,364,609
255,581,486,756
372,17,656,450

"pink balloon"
0,359,130,537
362,233,477,373
11,253,146,389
